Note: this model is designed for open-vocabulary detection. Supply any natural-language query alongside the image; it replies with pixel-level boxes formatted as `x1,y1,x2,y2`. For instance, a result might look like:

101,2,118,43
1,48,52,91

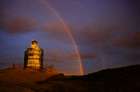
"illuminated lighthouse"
24,40,43,70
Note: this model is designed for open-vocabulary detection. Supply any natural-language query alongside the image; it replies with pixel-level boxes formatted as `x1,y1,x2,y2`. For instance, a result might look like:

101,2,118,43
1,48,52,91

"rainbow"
37,0,83,75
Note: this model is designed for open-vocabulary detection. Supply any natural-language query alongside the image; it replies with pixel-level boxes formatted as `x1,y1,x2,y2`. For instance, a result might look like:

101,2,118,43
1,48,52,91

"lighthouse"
24,40,43,70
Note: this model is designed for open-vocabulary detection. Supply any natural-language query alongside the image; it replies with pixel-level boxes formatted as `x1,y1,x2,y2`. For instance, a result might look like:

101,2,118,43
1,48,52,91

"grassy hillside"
36,65,140,92
0,68,57,92
0,65,139,92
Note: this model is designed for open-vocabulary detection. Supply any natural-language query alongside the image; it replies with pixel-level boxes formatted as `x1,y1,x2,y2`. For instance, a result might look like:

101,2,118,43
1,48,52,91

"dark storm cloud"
125,52,140,62
62,52,96,61
1,17,37,34
76,25,113,47
45,48,96,63
43,21,64,32
46,49,78,62
74,18,140,71
46,48,65,62
127,0,140,10
77,24,140,49
80,53,97,60
42,21,72,44
112,32,140,48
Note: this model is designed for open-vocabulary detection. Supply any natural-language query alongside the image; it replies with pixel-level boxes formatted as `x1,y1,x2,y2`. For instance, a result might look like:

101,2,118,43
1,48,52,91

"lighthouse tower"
24,40,43,70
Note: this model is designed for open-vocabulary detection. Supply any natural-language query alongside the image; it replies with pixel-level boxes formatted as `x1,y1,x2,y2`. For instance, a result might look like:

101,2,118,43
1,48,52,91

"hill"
0,65,139,92
36,65,140,92
0,68,57,92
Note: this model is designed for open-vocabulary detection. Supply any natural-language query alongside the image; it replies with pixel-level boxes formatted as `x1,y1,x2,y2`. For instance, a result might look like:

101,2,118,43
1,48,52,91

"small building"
24,40,43,70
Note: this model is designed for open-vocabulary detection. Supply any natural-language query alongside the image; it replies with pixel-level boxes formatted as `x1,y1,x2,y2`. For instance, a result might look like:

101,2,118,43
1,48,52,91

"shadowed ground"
0,65,139,92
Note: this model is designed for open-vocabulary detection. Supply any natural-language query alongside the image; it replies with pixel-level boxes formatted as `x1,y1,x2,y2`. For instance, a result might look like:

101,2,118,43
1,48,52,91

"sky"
0,0,140,75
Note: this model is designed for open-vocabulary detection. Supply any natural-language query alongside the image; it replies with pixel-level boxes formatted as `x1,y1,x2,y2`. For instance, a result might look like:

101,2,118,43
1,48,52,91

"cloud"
112,32,140,48
0,17,37,34
46,48,65,62
42,21,73,44
125,52,140,62
75,25,113,48
45,48,97,63
80,53,96,60
72,20,140,73
45,49,78,62
43,21,64,32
